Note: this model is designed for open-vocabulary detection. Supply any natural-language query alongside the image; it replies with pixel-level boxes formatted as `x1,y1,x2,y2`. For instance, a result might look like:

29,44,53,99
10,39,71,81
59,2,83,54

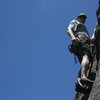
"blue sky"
0,0,98,100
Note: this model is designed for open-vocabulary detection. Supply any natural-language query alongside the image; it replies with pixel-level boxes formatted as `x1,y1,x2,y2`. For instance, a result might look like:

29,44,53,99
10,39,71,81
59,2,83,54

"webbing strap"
74,54,77,63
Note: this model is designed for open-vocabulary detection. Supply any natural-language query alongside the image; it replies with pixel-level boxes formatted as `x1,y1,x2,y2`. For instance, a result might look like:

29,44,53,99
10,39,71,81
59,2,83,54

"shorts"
76,38,91,63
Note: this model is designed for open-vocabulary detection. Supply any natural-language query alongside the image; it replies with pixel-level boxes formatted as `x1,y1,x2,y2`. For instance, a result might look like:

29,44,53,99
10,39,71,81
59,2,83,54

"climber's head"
77,13,87,24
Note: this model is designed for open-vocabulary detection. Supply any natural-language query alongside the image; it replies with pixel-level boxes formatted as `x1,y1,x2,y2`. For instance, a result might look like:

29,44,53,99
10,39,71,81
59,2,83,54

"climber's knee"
82,55,90,64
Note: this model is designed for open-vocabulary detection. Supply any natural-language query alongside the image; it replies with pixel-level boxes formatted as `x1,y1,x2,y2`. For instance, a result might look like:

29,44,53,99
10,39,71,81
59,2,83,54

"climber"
67,13,94,87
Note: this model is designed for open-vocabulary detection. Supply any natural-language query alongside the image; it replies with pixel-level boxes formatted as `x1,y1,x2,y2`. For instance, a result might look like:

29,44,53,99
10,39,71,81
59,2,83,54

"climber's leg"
80,54,94,83
81,55,90,78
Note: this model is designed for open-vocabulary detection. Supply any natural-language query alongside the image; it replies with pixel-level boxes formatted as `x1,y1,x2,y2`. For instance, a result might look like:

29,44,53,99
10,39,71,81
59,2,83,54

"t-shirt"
67,20,90,39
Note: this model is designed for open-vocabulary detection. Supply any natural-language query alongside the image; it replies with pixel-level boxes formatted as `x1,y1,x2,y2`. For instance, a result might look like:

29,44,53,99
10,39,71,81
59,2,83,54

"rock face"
74,2,100,100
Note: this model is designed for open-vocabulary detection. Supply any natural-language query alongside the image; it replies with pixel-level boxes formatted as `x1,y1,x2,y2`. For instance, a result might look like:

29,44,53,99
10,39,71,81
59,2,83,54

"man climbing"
67,13,93,87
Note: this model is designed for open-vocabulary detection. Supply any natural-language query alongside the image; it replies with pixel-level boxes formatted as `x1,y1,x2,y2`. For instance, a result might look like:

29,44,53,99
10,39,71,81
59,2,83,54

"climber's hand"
72,38,79,45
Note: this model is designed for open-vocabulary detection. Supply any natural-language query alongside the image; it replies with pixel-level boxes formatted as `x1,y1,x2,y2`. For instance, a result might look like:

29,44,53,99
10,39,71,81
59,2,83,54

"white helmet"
77,13,87,19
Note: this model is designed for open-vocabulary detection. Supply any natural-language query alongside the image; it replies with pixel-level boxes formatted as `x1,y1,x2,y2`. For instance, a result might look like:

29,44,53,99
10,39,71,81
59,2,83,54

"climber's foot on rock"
80,76,94,83
77,76,94,88
78,78,85,88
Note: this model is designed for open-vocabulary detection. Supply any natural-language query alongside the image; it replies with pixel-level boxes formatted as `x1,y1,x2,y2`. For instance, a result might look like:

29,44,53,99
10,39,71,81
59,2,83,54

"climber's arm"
91,23,97,40
67,20,77,40
67,28,79,45
67,28,76,40
91,32,95,40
